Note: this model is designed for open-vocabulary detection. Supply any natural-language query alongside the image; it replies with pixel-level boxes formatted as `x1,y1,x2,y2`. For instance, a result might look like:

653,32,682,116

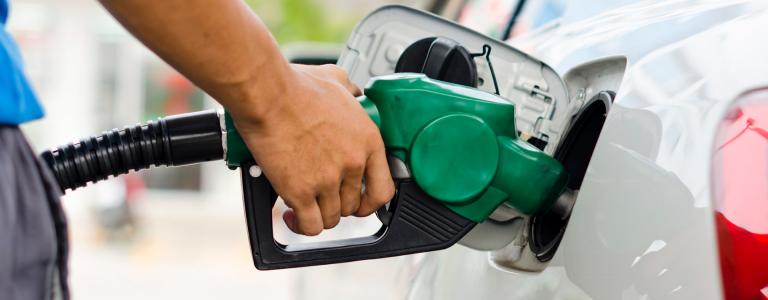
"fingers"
340,167,364,217
284,170,345,234
283,152,380,234
356,148,395,217
284,197,324,236
318,187,341,229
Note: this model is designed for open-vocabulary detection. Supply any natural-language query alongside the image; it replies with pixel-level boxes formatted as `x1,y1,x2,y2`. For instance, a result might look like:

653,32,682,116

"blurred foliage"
245,0,361,43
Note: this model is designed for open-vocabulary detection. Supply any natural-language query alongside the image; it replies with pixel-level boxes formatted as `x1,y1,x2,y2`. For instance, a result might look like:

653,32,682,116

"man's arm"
100,0,394,235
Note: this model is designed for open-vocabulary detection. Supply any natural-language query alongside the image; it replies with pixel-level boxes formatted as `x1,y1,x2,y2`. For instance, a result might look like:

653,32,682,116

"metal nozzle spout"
550,189,577,220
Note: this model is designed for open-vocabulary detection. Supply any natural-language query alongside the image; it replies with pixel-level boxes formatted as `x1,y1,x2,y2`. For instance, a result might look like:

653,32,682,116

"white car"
335,1,768,299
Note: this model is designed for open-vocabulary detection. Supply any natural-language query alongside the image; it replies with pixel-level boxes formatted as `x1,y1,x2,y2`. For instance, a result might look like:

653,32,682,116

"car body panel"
402,0,768,299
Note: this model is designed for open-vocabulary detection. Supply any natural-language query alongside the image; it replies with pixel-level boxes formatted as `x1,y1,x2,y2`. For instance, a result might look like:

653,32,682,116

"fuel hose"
40,110,225,192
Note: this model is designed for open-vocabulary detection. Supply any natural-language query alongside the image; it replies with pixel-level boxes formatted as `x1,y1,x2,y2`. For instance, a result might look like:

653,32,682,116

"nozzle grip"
240,161,476,270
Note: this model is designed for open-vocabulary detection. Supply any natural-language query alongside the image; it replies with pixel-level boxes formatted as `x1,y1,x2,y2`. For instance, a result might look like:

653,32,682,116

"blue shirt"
0,0,43,125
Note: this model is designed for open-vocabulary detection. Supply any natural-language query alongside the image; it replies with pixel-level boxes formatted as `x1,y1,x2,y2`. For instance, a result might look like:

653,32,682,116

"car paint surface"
407,0,768,299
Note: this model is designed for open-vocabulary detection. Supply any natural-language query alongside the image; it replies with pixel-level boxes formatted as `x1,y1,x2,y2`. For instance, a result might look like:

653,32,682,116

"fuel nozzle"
357,73,568,221
235,73,568,270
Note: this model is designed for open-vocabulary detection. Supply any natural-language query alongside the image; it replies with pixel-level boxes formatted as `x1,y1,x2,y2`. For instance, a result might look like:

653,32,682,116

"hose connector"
41,110,224,191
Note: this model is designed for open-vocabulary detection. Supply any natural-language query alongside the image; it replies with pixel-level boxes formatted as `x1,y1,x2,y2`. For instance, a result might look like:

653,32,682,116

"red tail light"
713,90,768,300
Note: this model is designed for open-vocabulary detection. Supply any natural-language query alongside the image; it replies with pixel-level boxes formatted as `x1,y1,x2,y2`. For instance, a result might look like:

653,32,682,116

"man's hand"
100,0,394,236
233,64,395,235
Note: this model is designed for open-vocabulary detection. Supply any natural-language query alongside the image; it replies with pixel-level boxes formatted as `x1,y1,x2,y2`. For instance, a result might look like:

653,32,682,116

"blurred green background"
246,0,357,43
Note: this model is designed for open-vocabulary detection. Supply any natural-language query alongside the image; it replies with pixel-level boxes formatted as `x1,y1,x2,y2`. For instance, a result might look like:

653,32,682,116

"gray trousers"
0,125,69,300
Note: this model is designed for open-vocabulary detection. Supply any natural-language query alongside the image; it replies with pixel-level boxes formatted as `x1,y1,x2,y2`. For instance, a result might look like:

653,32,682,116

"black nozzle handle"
240,161,476,270
41,110,224,192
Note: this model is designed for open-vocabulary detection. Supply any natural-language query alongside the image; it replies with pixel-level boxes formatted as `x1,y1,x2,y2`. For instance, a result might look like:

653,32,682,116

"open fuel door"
339,6,571,156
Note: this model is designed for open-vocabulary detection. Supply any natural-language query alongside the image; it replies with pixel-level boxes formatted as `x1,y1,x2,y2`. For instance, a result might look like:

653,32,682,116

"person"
0,1,395,299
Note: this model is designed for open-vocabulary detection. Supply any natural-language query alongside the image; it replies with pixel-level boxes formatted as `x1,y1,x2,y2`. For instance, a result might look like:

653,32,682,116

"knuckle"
285,195,315,211
343,156,366,172
288,187,315,203
318,172,341,190
320,63,337,70
322,64,344,75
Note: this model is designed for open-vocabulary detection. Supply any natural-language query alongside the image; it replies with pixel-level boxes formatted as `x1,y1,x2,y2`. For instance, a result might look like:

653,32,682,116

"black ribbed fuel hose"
41,110,225,192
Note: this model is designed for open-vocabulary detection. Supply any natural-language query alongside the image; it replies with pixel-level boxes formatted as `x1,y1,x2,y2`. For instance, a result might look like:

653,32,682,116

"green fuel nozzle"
358,73,567,222
42,73,567,271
